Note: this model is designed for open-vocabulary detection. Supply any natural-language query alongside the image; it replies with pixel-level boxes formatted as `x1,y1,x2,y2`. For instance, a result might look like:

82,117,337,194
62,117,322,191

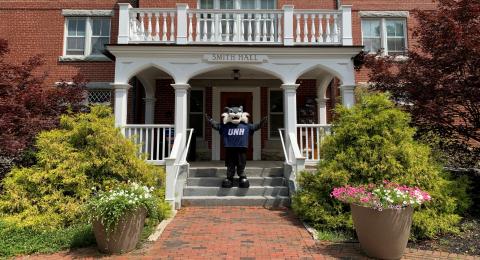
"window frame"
188,88,206,140
63,16,111,58
361,17,408,56
268,88,284,140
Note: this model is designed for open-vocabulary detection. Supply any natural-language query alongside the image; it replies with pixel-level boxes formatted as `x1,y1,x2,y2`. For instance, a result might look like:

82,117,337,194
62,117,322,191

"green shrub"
0,106,170,229
292,92,470,239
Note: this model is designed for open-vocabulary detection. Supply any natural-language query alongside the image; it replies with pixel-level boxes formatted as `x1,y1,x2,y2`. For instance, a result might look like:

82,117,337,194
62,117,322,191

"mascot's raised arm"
206,106,267,188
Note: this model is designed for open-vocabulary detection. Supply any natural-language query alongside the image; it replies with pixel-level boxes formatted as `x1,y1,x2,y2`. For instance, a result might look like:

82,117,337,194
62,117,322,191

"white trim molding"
359,11,409,18
62,10,114,17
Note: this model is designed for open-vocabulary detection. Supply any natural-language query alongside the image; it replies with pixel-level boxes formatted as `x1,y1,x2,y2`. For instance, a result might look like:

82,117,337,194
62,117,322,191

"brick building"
0,0,437,206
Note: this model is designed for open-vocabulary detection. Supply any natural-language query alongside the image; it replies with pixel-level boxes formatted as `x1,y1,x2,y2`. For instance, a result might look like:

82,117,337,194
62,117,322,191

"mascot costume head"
222,106,249,125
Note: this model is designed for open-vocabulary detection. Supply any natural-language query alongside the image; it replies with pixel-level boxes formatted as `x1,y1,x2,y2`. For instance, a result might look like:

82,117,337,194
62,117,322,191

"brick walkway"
23,207,478,260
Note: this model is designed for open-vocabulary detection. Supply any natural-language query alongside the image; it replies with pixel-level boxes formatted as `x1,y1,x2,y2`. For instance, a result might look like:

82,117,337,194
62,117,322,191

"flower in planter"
85,182,158,233
331,181,431,211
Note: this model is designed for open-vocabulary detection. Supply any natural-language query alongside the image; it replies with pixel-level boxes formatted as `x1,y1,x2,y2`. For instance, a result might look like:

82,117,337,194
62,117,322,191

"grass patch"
315,229,356,242
0,221,96,258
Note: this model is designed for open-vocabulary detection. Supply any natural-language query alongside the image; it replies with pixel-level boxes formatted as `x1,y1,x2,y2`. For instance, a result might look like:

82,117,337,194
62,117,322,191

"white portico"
108,3,362,208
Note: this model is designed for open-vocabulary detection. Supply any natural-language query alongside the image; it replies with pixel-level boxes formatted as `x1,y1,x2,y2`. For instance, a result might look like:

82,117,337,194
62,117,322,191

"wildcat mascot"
206,106,267,188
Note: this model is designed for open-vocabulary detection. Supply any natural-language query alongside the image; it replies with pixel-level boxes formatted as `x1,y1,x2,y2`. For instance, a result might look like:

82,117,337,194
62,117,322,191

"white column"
118,3,132,44
340,85,355,108
144,97,156,124
282,5,294,46
340,5,353,45
111,83,131,127
171,84,190,138
316,98,328,124
281,83,299,160
176,4,188,44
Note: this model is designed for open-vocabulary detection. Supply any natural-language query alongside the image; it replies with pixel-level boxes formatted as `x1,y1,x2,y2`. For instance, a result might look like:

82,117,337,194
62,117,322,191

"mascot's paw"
222,178,234,188
239,177,250,188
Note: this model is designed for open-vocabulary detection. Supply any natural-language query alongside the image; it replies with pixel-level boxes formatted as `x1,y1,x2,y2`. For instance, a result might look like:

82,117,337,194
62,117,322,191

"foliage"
0,220,95,257
331,181,431,210
85,182,158,233
0,106,170,230
292,92,471,239
0,38,86,179
360,0,480,167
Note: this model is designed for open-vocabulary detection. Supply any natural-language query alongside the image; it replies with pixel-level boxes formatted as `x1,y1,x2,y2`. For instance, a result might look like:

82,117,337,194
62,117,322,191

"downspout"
336,0,341,9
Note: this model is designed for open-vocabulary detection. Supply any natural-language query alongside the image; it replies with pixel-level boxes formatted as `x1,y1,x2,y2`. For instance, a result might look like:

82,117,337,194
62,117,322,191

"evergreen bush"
291,92,470,239
0,106,170,229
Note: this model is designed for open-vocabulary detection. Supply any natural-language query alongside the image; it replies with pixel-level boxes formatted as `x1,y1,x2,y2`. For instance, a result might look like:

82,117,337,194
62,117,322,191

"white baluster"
156,127,160,160
295,14,300,42
202,13,207,41
277,13,282,42
218,13,223,41
170,12,175,42
262,13,267,42
269,13,274,42
247,13,253,42
130,16,137,41
139,12,145,40
225,13,230,42
240,13,245,42
232,13,238,41
310,14,316,43
188,13,193,42
254,13,260,41
162,12,167,41
147,12,152,41
210,13,215,41
162,128,166,159
325,14,331,42
332,13,338,43
303,14,308,42
154,12,160,41
318,14,324,43
310,127,314,160
195,13,200,42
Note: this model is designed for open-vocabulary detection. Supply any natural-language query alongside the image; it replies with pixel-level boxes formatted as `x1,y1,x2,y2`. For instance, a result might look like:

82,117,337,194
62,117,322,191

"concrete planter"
351,203,413,260
93,207,147,254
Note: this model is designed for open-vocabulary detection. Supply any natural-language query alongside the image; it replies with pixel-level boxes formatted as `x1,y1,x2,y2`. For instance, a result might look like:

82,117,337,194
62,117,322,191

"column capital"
282,5,294,10
143,97,157,102
281,83,300,91
110,83,132,90
171,83,191,91
316,98,329,105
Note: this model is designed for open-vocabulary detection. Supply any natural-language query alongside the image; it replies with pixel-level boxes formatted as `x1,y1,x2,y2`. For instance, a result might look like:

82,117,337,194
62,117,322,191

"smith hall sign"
204,53,268,63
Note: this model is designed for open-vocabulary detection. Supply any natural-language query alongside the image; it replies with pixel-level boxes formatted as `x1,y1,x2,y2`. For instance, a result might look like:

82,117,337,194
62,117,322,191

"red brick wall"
154,79,175,124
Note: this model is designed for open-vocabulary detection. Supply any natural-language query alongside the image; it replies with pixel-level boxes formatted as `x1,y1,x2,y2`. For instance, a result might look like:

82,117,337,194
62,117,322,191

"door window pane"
189,90,204,138
269,90,284,138
270,91,283,112
269,114,283,138
190,90,204,112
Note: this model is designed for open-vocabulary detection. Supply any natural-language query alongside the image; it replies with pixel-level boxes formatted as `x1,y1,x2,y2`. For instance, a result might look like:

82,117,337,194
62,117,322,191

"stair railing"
278,128,305,192
165,128,194,209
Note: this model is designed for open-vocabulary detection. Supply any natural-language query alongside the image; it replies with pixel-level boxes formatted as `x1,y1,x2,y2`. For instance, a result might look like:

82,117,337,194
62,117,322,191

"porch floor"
189,160,284,168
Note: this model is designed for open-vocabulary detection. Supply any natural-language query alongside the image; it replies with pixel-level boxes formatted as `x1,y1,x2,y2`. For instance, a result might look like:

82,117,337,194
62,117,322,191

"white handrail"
278,128,290,164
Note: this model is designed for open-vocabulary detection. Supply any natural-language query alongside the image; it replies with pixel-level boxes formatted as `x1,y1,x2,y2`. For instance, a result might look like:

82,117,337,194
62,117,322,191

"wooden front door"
220,92,254,160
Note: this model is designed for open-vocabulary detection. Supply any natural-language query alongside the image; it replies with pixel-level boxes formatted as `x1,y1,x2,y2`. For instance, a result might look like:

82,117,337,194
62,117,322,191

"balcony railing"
118,4,353,46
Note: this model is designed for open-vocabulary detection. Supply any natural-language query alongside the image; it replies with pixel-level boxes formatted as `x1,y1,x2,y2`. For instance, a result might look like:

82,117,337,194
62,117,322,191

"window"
189,90,204,138
87,89,112,104
65,17,111,56
361,18,407,56
269,90,284,138
199,0,276,10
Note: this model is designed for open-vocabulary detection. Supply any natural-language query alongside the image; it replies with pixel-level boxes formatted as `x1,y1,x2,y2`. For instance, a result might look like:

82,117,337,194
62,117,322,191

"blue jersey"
219,123,255,148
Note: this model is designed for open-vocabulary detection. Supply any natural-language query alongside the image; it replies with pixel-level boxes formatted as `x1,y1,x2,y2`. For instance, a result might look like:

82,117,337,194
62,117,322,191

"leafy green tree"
292,92,470,239
0,106,169,229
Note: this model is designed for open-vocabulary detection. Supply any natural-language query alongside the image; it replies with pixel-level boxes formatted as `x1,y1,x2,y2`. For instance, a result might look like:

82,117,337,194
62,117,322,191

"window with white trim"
361,18,407,56
65,17,111,56
269,89,284,139
199,0,276,10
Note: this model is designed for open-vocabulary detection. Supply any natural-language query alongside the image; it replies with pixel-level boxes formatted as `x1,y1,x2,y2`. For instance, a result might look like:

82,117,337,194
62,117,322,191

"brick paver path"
22,207,479,259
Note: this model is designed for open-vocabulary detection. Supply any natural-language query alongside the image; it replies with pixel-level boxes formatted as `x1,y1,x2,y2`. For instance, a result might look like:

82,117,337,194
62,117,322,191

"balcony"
117,4,353,46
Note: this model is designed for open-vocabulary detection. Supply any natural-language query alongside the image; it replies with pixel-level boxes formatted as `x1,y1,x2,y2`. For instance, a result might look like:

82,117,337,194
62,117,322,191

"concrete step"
189,167,284,178
181,195,291,207
186,177,286,187
183,186,289,197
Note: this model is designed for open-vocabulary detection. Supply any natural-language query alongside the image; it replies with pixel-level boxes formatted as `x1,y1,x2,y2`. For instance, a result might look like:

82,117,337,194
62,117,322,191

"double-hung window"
64,15,111,57
361,18,407,56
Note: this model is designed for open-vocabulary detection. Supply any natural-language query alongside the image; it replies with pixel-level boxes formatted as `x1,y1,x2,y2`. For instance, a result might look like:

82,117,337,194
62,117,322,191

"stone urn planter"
351,203,414,260
93,207,147,254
